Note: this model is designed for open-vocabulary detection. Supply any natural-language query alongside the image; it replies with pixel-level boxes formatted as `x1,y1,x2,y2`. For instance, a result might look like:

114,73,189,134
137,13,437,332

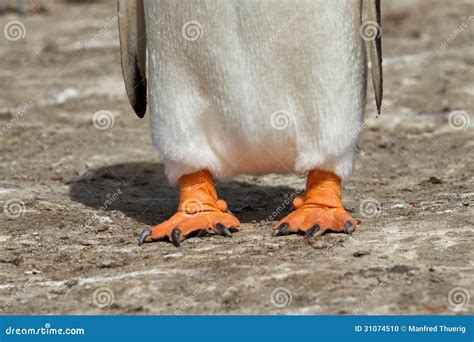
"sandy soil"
0,0,473,315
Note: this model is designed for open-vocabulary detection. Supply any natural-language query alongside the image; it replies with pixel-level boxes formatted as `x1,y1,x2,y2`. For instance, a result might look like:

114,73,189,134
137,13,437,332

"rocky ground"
0,0,472,315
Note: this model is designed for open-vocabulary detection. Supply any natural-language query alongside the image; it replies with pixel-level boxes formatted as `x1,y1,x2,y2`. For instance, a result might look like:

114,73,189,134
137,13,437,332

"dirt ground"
0,0,473,315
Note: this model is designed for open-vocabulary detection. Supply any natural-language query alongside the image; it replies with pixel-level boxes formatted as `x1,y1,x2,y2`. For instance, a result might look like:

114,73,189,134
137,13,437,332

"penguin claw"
138,229,152,246
272,222,290,237
215,223,232,237
344,221,354,235
171,228,182,247
304,224,320,239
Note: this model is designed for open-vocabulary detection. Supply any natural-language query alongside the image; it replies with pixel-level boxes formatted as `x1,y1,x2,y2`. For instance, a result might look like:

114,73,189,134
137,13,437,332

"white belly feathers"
145,0,366,183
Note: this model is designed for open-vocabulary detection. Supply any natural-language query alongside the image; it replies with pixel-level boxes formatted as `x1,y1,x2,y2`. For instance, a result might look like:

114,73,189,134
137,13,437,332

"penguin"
117,0,382,246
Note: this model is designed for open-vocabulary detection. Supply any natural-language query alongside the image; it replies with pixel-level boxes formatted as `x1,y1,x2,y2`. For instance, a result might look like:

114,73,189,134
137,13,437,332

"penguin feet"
138,170,240,246
272,169,358,239
272,206,357,238
139,210,240,246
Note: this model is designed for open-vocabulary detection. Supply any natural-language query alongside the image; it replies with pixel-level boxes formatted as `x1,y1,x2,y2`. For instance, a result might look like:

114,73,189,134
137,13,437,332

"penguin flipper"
367,0,383,115
118,0,147,118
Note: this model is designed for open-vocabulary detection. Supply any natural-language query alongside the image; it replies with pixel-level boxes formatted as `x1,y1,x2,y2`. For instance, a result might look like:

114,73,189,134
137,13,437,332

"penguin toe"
272,223,291,237
344,221,354,235
170,228,183,247
304,224,321,239
215,223,232,237
138,229,152,246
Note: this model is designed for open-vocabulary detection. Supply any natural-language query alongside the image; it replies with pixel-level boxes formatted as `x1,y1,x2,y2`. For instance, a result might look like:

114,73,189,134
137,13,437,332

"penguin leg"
273,170,358,238
139,170,240,246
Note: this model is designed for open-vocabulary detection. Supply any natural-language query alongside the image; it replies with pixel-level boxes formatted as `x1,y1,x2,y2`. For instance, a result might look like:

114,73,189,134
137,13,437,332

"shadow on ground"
69,162,301,226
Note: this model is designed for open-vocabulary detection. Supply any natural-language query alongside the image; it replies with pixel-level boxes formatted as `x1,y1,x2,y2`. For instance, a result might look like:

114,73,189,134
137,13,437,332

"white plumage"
145,0,367,183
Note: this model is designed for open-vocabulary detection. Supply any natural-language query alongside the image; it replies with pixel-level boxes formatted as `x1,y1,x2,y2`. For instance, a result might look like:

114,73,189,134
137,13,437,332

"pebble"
65,279,78,288
78,239,100,246
25,269,41,275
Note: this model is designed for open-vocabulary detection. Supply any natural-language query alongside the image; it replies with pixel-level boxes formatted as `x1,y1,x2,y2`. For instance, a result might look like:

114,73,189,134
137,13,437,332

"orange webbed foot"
272,169,358,239
273,206,357,238
138,170,240,246
139,209,240,246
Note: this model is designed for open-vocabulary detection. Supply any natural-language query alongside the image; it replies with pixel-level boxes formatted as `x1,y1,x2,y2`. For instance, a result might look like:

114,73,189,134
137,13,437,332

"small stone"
378,138,395,148
0,255,21,265
0,109,12,119
353,251,370,258
97,225,108,232
78,239,100,246
387,265,414,274
25,269,41,275
428,176,442,184
51,288,66,295
65,279,78,288
164,252,184,259
420,176,443,185
98,261,113,268
96,216,112,224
